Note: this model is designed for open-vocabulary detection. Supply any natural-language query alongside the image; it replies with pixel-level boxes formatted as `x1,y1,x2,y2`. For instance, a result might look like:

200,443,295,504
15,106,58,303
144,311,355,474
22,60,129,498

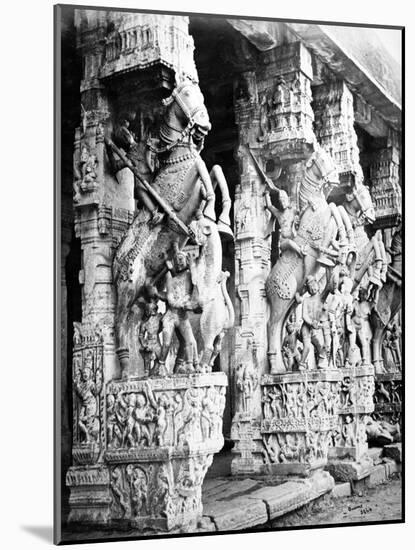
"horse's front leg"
195,157,216,221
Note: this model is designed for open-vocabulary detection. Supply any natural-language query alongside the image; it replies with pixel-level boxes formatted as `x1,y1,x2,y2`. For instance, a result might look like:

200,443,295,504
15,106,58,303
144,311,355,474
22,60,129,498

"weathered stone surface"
202,478,259,502
246,471,333,520
203,496,268,531
331,482,352,499
196,516,217,532
368,464,389,486
61,7,402,538
367,447,384,464
326,457,374,482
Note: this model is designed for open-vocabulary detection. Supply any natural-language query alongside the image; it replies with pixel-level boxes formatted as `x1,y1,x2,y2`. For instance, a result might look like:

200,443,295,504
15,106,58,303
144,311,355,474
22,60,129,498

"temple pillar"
231,43,336,485
367,129,402,447
313,80,363,186
66,10,229,532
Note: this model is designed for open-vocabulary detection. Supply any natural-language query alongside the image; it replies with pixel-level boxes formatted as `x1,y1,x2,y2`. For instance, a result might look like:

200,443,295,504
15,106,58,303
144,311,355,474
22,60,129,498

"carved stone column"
230,68,272,475
66,10,229,532
66,11,136,523
369,130,401,229
313,80,363,186
230,42,337,479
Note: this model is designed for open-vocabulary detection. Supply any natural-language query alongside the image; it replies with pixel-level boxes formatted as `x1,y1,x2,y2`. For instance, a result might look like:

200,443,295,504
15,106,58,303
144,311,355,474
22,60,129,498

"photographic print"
55,4,403,544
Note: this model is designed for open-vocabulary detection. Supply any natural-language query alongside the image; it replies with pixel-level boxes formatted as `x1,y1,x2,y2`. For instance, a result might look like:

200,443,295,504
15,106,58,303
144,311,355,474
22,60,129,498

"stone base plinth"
202,470,334,530
259,370,342,476
230,415,264,475
325,455,374,482
67,372,228,533
66,466,111,525
331,366,375,462
371,373,402,445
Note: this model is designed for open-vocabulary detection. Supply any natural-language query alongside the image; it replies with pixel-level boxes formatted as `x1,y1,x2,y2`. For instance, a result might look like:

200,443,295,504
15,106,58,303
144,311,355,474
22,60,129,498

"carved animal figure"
111,79,233,374
265,145,348,373
194,215,235,372
265,145,381,373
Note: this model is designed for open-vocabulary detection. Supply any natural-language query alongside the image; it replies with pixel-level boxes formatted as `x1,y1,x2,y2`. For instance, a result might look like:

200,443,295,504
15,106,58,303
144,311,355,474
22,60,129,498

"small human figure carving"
108,115,164,226
159,244,200,375
298,276,328,370
235,196,252,234
263,434,280,463
340,276,360,368
353,286,373,366
282,314,302,371
118,392,154,448
177,388,202,444
305,430,319,462
279,433,304,463
340,376,355,408
74,352,102,444
321,274,343,369
388,322,402,370
138,286,162,376
315,380,331,416
284,384,299,417
236,362,259,414
128,466,147,518
110,468,131,518
264,189,303,257
342,415,357,447
106,393,123,449
73,145,99,202
146,383,171,446
258,94,270,141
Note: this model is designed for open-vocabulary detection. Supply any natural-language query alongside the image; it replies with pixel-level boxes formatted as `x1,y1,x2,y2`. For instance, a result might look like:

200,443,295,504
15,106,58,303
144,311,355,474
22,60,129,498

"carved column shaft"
313,80,363,186
231,42,327,475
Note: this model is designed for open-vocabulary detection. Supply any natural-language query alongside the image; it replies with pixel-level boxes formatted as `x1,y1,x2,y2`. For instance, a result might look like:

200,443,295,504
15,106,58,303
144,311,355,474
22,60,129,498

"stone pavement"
199,470,335,532
197,444,402,533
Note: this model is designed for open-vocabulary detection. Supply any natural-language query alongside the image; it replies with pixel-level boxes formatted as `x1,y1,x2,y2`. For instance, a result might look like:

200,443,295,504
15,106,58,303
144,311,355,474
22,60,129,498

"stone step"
203,495,268,531
202,471,334,529
203,478,260,502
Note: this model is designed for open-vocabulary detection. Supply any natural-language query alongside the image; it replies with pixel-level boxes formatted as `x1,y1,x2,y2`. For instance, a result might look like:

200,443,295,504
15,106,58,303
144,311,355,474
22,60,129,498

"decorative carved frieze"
330,366,375,461
313,80,363,186
67,373,227,529
105,376,226,451
369,136,401,227
71,324,105,464
101,13,197,81
260,371,342,473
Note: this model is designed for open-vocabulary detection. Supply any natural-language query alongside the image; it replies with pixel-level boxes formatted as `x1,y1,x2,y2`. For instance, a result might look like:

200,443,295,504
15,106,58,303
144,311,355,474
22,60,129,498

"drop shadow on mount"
20,525,53,543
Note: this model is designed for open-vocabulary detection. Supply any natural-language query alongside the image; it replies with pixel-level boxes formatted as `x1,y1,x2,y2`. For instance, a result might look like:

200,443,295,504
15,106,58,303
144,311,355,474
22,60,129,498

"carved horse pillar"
66,12,233,533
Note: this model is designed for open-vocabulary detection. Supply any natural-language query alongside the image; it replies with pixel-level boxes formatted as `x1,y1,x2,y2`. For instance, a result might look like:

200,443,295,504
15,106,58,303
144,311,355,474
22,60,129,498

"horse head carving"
159,77,211,149
344,180,376,226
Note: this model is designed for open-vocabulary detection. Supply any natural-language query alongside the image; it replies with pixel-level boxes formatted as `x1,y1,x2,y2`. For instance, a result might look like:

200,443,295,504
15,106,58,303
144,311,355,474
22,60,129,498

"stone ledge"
202,471,334,529
203,496,268,531
246,471,333,520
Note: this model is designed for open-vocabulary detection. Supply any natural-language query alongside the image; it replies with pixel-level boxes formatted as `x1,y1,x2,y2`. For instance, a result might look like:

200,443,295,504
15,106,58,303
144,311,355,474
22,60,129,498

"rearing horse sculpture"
265,145,349,373
111,78,233,375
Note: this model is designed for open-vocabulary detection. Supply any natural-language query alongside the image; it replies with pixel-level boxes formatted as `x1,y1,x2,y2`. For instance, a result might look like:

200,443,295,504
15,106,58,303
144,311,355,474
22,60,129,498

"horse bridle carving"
153,80,206,154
